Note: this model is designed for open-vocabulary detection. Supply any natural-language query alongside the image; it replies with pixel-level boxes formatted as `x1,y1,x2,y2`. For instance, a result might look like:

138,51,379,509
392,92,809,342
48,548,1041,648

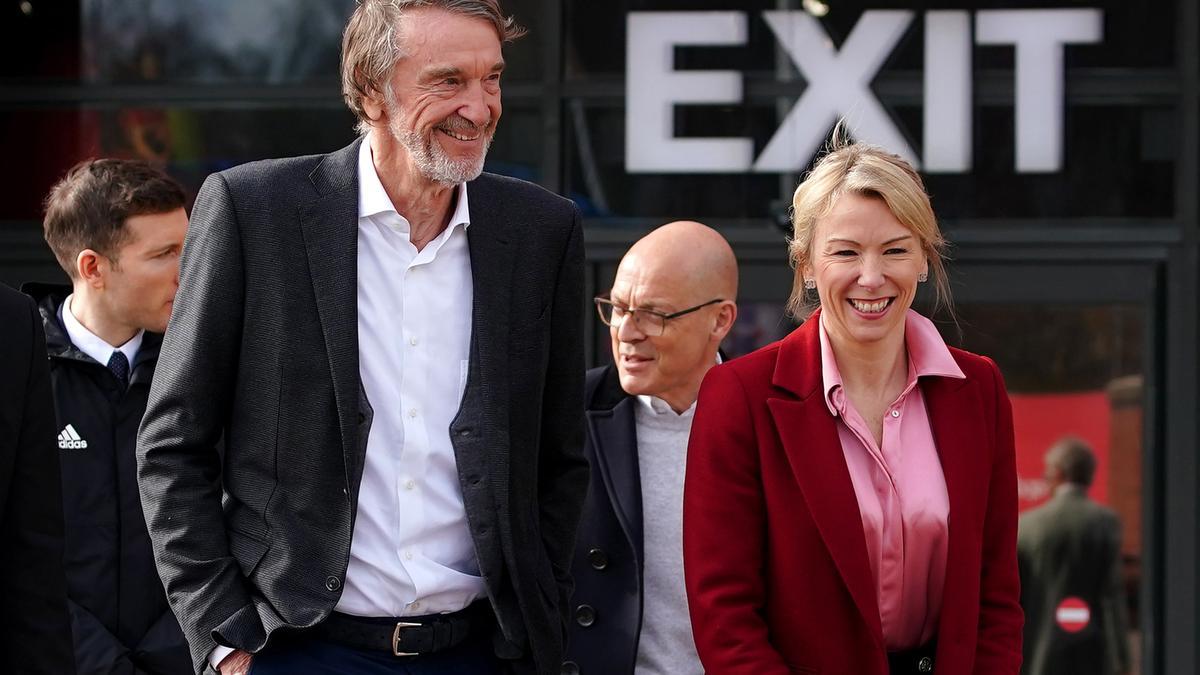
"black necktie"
107,351,130,388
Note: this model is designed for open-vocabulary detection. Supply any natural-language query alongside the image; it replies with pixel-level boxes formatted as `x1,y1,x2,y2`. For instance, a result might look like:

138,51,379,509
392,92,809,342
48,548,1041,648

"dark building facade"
1,1,1197,673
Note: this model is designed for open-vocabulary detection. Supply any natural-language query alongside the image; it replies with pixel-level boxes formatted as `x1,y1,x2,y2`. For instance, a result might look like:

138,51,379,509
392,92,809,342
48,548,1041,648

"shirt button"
410,601,422,611
405,479,416,491
408,408,418,418
890,409,900,418
409,336,418,346
404,550,414,561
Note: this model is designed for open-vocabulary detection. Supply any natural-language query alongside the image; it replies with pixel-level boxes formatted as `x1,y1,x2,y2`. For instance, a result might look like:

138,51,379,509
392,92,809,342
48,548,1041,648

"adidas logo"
57,424,88,450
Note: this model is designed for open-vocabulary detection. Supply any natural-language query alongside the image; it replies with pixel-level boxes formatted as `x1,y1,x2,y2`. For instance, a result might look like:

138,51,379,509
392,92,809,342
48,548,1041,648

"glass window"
921,105,1177,220
568,99,1177,221
0,104,542,221
42,0,545,86
565,0,1176,79
0,107,360,220
486,105,545,183
0,0,82,81
80,0,354,86
952,302,1146,675
564,99,795,219
1,0,546,85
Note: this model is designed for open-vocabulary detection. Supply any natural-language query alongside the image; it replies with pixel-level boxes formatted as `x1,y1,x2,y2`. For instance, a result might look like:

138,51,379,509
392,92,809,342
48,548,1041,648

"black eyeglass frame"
593,296,725,336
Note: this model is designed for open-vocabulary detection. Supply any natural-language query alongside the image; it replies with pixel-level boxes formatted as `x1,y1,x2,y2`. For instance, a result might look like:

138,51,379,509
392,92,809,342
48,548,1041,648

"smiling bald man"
563,221,738,675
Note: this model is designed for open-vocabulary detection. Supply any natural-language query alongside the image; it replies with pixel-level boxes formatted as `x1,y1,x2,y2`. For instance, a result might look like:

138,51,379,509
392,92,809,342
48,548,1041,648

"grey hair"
341,0,526,134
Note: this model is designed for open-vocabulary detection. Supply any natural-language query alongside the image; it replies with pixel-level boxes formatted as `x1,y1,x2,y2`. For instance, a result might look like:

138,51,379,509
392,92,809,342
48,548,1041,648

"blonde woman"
683,141,1023,675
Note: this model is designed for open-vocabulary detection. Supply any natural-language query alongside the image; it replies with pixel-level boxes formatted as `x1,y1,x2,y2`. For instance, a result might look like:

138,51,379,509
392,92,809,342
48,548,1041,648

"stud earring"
918,272,928,283
804,278,816,290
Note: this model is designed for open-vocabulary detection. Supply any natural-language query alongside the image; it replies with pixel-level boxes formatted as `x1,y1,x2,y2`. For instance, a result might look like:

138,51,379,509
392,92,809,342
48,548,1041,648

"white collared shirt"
634,352,721,417
61,294,143,367
337,134,483,617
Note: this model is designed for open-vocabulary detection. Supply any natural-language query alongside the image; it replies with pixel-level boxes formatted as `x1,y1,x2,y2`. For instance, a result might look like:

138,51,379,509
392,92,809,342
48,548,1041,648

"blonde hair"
785,134,951,319
340,0,526,134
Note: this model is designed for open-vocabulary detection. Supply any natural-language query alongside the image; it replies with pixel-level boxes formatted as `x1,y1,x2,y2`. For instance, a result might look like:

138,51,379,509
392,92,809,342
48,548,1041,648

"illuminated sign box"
625,9,1103,174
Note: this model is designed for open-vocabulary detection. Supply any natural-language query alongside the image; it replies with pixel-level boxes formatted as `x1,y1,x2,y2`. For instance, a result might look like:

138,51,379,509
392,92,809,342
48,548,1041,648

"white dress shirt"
336,136,484,617
61,294,143,366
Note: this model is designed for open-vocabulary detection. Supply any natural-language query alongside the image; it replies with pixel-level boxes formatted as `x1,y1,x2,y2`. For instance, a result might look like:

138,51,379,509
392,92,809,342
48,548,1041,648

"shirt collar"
357,133,471,231
636,394,696,418
634,352,722,418
62,294,143,366
1055,482,1088,498
820,308,965,417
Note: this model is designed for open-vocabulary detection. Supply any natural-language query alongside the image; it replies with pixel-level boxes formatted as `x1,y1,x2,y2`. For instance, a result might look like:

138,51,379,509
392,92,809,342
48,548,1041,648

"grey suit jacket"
1017,486,1131,675
137,138,588,675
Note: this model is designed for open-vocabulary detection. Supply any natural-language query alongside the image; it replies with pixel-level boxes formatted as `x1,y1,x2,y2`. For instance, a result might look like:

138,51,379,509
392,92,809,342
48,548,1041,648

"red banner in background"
1009,391,1111,512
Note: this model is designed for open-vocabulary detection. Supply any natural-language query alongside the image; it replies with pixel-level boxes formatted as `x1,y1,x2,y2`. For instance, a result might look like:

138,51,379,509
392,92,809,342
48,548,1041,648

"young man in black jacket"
25,158,190,675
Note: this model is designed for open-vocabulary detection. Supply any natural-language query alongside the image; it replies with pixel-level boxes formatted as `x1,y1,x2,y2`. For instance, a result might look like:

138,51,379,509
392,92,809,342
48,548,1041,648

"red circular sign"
1055,597,1091,633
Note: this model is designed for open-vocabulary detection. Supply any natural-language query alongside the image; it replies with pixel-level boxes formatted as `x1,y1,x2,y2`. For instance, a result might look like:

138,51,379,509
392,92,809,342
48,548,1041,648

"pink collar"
820,309,965,417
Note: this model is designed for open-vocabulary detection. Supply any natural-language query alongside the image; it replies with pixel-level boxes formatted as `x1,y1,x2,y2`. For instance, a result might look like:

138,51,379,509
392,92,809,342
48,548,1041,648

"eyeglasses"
594,296,724,337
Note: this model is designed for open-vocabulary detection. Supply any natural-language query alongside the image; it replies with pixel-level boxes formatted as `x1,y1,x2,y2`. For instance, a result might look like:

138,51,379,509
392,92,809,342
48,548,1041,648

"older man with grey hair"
1017,437,1132,675
136,2,587,674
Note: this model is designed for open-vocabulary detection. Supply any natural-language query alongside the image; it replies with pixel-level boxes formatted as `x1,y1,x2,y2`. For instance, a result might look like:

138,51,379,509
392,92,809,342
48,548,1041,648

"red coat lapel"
768,314,884,649
923,369,987,644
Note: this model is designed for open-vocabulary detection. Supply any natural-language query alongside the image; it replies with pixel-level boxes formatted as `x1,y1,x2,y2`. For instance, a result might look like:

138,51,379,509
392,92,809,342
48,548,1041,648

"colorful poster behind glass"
1010,391,1111,512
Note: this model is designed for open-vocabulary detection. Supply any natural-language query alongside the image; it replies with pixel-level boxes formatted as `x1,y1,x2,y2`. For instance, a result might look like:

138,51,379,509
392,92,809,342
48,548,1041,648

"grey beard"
394,121,492,186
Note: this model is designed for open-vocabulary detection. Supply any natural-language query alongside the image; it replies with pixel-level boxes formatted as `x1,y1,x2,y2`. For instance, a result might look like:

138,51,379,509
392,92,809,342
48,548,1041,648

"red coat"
683,314,1023,675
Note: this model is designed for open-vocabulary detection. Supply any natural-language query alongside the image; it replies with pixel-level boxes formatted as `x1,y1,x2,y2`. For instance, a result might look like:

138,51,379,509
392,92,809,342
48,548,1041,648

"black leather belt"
888,641,936,675
316,602,492,657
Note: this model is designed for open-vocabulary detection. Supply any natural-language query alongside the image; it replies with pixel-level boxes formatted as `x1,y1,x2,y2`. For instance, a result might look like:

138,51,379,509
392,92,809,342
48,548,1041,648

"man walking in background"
1018,436,1132,675
564,221,737,675
137,1,586,674
0,283,76,675
25,158,191,674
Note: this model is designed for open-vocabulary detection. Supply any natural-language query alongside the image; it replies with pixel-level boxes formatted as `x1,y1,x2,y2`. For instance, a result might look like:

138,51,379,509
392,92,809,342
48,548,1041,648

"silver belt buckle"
391,621,422,656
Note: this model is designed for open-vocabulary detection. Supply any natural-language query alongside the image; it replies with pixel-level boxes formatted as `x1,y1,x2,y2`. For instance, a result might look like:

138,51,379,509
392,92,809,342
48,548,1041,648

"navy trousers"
249,634,504,674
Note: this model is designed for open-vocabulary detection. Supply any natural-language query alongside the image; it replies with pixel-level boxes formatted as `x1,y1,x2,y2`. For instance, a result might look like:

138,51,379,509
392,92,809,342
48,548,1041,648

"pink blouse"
819,310,964,650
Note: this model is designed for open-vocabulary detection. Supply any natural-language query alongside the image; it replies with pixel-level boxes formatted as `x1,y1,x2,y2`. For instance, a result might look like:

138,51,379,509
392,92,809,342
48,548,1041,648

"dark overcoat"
563,365,644,675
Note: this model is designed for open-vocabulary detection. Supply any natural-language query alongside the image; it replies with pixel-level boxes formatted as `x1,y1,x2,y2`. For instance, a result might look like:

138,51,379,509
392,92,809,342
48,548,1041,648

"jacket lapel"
586,395,644,565
768,314,884,648
463,175,515,510
923,370,984,641
300,138,362,485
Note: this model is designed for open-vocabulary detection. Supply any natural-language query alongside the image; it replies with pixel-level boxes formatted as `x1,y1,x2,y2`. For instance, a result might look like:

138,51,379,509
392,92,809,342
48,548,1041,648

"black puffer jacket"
24,282,190,675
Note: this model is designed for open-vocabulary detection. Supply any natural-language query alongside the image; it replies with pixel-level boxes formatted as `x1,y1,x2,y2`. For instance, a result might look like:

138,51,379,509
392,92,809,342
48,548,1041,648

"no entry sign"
1056,597,1091,633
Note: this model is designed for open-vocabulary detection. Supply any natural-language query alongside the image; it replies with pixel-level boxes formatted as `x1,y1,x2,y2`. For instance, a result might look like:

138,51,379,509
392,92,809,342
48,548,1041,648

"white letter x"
754,10,916,172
